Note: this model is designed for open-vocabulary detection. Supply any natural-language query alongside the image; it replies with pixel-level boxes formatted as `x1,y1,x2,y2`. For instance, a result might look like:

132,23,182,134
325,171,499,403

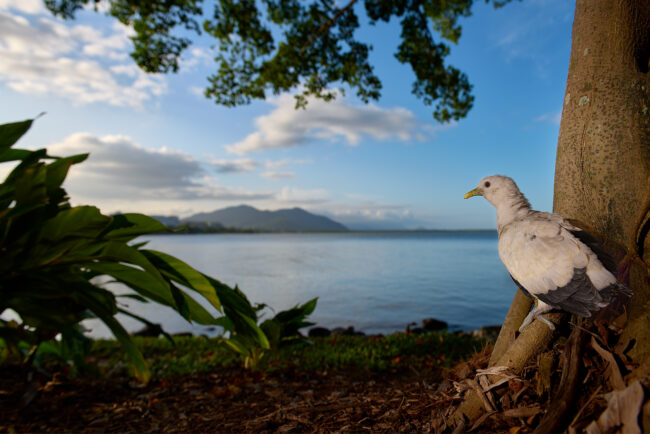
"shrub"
0,118,269,382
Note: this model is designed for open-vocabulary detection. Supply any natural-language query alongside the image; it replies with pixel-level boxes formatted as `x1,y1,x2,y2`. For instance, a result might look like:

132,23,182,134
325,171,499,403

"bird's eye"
484,181,491,188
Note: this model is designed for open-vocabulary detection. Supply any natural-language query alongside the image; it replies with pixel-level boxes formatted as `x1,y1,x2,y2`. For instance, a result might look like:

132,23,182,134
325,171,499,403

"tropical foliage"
0,118,272,382
222,294,317,368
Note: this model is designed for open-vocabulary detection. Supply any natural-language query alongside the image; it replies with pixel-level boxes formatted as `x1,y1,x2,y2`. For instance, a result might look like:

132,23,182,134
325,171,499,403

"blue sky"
0,0,575,229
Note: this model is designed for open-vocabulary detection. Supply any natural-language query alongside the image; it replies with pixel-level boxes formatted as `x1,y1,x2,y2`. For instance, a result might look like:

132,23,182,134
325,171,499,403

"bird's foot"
518,311,555,332
518,311,535,332
536,314,555,331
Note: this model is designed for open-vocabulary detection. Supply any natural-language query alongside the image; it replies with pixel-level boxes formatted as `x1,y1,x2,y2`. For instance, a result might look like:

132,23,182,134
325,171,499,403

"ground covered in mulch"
2,328,647,433
0,347,551,433
2,363,461,432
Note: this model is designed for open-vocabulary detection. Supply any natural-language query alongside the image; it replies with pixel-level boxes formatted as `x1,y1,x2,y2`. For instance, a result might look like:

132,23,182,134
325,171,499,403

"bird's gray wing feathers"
535,268,605,316
565,229,617,273
499,215,615,316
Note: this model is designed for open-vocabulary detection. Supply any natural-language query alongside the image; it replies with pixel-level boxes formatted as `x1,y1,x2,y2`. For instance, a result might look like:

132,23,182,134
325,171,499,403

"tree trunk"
453,1,650,427
553,0,650,379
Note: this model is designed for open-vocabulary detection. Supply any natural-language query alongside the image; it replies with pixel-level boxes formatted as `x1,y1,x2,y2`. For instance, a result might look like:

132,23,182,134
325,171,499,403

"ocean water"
84,231,518,338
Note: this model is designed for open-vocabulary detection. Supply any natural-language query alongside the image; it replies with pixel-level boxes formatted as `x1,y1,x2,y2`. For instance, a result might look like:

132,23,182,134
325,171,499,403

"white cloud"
319,199,431,230
261,171,294,179
0,0,47,14
534,111,562,125
276,186,330,204
0,9,166,109
264,158,312,170
211,158,258,173
189,86,205,98
47,133,272,202
226,93,435,155
180,46,213,70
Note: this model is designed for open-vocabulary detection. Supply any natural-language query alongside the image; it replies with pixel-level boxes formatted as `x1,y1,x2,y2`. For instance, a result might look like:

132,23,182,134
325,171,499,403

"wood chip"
466,379,494,413
502,406,543,418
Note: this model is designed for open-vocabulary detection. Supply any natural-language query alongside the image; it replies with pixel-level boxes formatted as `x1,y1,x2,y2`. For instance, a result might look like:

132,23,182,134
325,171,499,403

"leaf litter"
1,318,648,433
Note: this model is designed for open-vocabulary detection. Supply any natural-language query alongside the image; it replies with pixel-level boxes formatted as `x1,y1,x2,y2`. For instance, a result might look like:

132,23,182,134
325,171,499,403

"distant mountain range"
182,205,348,232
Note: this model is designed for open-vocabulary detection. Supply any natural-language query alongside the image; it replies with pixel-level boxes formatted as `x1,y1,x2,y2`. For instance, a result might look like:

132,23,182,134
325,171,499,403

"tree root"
489,290,533,367
452,312,563,425
533,326,587,433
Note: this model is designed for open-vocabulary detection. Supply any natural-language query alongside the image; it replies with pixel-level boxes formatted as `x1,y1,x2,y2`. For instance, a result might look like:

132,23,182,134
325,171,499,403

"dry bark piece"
502,406,542,418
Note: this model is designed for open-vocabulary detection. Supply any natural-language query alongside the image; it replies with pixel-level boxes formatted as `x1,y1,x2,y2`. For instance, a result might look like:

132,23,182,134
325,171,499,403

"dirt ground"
1,363,468,433
3,338,641,433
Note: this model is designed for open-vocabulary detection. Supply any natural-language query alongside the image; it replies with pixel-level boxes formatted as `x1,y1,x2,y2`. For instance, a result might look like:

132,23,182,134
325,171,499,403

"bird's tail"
599,282,632,305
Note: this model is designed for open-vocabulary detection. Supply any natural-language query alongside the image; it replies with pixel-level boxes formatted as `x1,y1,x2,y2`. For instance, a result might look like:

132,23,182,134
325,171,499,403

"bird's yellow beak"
464,188,483,199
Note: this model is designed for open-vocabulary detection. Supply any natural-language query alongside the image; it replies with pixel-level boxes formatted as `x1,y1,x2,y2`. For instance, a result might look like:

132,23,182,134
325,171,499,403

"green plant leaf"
221,334,251,357
0,119,33,152
97,242,167,286
15,164,47,206
104,213,168,239
82,262,175,307
0,148,32,163
240,312,270,350
45,154,88,192
117,293,150,303
73,287,150,383
117,308,175,344
98,312,151,383
206,278,256,319
142,250,221,311
42,206,111,242
167,281,221,325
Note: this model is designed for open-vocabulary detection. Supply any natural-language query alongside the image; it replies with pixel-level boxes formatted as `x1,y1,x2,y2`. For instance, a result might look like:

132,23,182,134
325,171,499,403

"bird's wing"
498,214,606,316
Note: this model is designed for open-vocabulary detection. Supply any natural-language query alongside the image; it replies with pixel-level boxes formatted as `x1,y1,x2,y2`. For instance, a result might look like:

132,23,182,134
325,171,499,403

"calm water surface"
85,232,517,338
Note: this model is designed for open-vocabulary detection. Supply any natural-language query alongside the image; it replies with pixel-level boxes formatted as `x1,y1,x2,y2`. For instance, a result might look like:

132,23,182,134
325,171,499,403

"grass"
85,331,486,378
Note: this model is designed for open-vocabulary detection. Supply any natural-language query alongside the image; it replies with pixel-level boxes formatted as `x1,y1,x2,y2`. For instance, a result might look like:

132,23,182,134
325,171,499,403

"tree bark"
488,289,532,367
553,0,650,379
453,1,650,427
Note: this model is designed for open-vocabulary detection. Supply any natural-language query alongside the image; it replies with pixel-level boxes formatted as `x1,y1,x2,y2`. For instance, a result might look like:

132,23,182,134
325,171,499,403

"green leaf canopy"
43,0,517,122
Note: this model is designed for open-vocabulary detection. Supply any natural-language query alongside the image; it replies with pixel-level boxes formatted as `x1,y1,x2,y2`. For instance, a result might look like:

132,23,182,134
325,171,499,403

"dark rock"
132,323,163,337
405,322,424,334
308,327,331,337
331,326,357,336
422,317,448,331
472,325,501,341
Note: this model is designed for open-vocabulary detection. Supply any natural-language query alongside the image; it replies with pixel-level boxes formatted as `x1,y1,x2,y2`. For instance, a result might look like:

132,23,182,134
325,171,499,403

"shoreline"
130,317,502,342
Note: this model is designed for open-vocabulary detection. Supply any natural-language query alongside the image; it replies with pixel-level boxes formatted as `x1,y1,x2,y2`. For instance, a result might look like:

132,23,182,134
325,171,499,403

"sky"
0,0,576,230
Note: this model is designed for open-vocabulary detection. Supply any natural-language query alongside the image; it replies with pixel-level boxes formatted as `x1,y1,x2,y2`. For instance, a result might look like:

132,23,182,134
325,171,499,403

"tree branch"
299,0,359,55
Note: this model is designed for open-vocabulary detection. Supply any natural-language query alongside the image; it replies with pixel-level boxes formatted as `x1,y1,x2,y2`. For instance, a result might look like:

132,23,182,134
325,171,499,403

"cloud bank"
210,158,258,174
226,94,433,155
0,7,165,109
48,133,271,202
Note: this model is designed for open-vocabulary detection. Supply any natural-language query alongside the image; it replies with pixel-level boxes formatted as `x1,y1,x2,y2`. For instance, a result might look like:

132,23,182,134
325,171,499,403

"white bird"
464,175,630,332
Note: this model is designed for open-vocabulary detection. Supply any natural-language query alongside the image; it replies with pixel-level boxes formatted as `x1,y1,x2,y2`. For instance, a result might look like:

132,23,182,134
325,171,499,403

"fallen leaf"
590,337,625,390
585,380,643,434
